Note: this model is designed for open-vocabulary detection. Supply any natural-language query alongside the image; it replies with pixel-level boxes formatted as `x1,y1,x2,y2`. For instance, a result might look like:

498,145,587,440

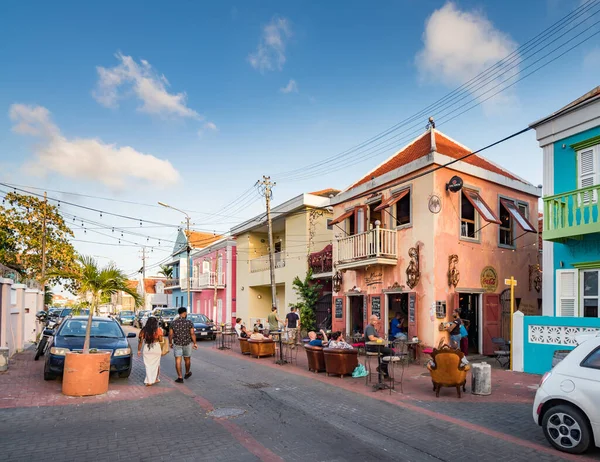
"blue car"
43,316,136,380
188,314,217,341
117,310,135,326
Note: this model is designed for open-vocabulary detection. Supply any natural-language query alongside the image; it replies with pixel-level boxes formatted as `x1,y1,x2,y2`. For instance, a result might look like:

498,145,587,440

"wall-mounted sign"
408,292,416,323
334,298,343,319
446,175,464,193
480,266,499,293
371,296,381,319
365,271,383,286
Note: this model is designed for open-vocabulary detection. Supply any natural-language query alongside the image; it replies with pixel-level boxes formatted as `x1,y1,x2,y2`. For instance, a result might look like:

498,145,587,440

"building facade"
190,237,236,325
232,191,335,328
330,128,541,354
165,230,222,310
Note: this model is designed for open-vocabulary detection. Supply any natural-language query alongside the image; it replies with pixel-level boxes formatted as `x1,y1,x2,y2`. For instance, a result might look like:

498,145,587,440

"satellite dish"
446,175,464,193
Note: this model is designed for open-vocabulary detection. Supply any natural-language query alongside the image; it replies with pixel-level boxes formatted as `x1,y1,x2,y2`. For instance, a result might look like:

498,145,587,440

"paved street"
0,334,598,462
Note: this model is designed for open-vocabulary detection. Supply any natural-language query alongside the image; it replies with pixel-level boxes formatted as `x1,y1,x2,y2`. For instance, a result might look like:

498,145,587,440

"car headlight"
114,347,131,357
50,347,70,356
211,326,217,331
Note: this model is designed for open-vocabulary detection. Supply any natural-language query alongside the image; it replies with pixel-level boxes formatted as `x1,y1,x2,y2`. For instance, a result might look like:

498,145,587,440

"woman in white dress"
137,317,163,386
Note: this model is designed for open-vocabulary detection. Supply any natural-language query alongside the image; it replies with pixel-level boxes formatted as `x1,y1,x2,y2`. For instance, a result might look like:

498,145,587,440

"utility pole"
213,255,219,323
259,176,277,311
185,216,191,312
139,247,148,313
40,191,48,287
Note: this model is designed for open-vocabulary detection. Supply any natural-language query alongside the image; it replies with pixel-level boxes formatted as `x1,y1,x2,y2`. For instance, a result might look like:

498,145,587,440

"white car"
533,333,600,454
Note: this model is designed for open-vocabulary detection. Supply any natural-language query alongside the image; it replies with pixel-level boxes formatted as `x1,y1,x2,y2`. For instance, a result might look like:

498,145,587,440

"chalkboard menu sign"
335,298,343,319
408,292,416,323
363,296,367,321
371,296,381,319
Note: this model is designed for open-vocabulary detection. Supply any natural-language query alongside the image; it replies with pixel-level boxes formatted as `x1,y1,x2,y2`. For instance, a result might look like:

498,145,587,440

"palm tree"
50,255,142,353
44,285,54,308
158,265,173,279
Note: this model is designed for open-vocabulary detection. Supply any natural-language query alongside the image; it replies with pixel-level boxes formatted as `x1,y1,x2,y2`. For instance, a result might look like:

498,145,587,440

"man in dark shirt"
169,307,197,383
285,306,300,348
365,315,394,378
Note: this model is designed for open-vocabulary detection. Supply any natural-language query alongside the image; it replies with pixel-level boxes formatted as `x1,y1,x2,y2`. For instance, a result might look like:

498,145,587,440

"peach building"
330,127,542,354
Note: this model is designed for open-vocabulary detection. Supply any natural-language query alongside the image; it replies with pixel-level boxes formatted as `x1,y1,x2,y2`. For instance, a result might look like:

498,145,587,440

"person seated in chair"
239,325,249,339
328,331,353,350
365,315,394,378
234,318,243,337
250,327,271,340
389,312,407,341
307,329,328,347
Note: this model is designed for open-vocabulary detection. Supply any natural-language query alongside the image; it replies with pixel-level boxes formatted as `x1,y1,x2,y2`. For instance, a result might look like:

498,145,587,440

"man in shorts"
169,307,197,383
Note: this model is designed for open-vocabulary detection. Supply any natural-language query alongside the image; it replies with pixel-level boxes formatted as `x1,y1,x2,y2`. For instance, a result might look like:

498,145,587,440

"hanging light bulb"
119,239,121,244
140,220,143,227
100,212,102,218
112,227,115,233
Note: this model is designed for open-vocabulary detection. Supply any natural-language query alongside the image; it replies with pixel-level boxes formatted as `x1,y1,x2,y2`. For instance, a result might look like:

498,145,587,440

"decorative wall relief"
447,254,459,288
332,271,343,293
406,245,420,289
365,271,383,286
384,281,404,292
529,264,542,293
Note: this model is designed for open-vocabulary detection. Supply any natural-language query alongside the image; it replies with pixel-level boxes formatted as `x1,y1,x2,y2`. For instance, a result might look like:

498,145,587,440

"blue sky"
1,0,599,278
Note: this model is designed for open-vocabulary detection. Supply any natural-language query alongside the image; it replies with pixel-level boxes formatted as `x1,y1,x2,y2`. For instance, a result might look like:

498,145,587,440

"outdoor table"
270,331,286,365
404,340,421,363
366,341,391,392
223,331,237,350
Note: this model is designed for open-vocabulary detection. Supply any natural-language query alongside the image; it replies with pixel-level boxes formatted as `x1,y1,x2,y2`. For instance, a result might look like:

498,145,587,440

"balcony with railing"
309,244,333,276
543,185,600,241
191,272,225,290
335,225,397,270
250,252,286,273
164,278,181,289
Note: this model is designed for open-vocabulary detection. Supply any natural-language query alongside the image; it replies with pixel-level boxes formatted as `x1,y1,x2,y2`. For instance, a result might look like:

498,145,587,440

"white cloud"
248,16,292,72
198,121,218,137
10,104,180,190
416,2,519,108
93,53,200,119
280,79,298,94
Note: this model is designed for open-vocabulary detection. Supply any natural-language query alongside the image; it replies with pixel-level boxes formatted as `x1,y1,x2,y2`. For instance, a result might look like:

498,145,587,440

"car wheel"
542,404,592,454
118,368,132,379
43,362,56,381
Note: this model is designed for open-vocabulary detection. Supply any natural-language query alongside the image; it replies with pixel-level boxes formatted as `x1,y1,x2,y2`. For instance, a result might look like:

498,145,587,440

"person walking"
460,320,470,356
169,307,197,383
447,309,463,349
285,306,301,348
267,306,282,331
138,316,163,386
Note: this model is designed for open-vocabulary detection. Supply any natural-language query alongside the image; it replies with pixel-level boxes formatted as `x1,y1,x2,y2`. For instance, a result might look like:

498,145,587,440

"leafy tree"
292,268,322,333
0,192,77,286
50,255,142,353
158,265,173,278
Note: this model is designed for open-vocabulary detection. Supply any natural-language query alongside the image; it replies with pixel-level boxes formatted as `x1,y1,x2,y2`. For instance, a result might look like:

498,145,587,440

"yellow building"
232,190,337,326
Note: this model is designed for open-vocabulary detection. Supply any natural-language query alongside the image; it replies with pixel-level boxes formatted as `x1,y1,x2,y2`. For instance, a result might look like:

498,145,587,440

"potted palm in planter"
51,255,142,397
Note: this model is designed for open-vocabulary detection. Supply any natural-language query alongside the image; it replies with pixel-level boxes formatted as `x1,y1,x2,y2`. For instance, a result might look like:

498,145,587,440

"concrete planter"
62,351,111,397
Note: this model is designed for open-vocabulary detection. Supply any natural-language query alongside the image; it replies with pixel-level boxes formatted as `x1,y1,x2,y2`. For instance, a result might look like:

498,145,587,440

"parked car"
188,314,217,341
133,310,151,329
117,310,135,325
43,316,136,380
153,308,178,332
533,333,600,454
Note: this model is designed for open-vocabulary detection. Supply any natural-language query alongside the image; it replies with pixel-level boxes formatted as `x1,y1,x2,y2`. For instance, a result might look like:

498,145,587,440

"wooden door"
482,293,500,355
407,292,417,339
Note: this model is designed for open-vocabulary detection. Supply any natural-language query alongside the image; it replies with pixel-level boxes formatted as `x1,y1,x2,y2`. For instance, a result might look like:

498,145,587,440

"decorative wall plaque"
406,246,420,289
529,264,542,293
365,271,383,286
428,194,442,214
480,266,498,293
447,254,460,288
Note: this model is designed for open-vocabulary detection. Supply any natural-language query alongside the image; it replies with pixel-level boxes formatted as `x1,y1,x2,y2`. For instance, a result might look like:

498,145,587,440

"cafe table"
270,331,286,365
365,340,392,391
404,339,421,363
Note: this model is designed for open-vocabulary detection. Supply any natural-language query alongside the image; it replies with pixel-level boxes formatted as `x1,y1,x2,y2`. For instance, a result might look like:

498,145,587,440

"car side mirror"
127,332,136,338
43,328,55,336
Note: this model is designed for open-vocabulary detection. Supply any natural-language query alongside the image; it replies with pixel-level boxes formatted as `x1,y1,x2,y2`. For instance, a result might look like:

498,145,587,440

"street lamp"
159,201,192,311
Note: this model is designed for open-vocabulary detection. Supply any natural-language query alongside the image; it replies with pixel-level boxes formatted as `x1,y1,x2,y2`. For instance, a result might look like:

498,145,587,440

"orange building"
330,127,542,354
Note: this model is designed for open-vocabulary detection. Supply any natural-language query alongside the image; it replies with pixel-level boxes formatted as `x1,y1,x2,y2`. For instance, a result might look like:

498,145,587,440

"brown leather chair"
323,348,359,378
248,338,276,358
304,345,326,373
427,344,471,398
239,337,251,355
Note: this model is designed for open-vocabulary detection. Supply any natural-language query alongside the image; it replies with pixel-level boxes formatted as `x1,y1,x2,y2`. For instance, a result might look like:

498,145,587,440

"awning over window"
373,189,409,212
463,189,501,224
500,199,536,232
329,209,355,226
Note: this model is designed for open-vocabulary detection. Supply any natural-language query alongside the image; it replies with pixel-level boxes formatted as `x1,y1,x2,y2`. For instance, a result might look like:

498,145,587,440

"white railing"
336,226,397,264
250,253,286,273
191,272,225,289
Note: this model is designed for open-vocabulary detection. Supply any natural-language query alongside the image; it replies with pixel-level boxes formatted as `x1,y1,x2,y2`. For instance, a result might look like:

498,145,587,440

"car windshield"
60,320,123,338
121,311,134,316
161,309,177,317
189,314,209,323
59,309,72,317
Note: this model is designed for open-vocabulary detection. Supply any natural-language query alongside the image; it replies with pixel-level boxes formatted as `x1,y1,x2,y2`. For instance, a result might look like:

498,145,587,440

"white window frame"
581,269,600,318
556,269,578,317
577,145,599,204
459,187,481,243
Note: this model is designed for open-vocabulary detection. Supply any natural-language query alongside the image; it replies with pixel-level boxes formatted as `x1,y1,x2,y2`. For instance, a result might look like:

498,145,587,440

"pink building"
190,237,236,325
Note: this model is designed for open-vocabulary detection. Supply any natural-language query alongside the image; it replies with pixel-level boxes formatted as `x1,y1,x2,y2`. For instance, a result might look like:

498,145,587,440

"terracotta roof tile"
143,278,166,295
126,280,139,291
185,231,222,249
349,129,527,189
309,188,341,198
